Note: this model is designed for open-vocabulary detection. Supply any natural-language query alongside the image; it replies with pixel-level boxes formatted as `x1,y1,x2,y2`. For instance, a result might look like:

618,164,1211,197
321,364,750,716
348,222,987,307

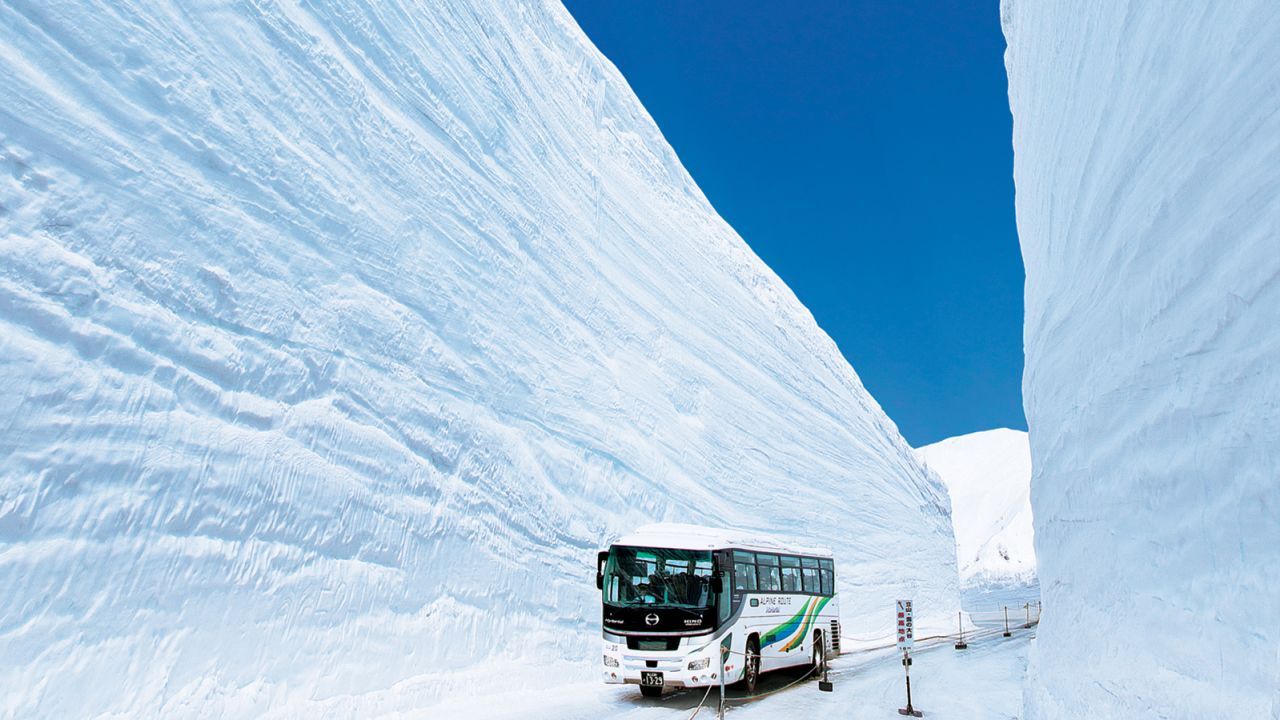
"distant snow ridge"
917,429,1033,589
1004,1,1280,717
0,1,957,716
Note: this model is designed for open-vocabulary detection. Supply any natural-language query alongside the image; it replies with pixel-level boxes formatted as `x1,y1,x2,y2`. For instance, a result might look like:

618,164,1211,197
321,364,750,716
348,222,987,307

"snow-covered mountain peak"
917,428,1034,588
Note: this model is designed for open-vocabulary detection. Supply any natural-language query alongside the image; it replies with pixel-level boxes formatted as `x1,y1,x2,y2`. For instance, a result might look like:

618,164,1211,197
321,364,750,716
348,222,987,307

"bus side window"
818,558,835,596
781,566,801,592
733,552,758,593
801,566,820,594
717,552,733,622
780,556,801,592
756,554,781,592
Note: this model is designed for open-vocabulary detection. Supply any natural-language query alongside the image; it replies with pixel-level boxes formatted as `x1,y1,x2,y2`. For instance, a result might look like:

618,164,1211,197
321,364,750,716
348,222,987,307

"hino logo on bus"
645,614,659,626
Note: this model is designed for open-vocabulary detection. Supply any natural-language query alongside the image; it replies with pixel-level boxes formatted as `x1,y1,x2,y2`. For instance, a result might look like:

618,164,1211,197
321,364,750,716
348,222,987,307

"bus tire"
812,630,826,677
640,685,662,698
742,635,761,694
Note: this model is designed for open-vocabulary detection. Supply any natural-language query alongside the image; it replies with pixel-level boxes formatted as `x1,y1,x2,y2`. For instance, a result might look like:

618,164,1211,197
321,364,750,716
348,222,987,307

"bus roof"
608,523,833,558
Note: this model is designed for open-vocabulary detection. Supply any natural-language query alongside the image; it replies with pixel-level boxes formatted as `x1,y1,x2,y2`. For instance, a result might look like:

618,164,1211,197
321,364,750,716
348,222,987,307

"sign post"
896,599,923,717
718,635,729,720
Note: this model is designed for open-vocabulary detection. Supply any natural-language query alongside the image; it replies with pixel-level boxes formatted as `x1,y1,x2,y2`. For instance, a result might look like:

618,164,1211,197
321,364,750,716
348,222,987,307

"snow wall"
1003,1,1280,717
0,1,958,716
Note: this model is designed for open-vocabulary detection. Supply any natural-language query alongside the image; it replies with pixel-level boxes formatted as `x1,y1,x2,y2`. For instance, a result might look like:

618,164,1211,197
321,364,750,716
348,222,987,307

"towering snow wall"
0,1,958,716
1003,2,1280,717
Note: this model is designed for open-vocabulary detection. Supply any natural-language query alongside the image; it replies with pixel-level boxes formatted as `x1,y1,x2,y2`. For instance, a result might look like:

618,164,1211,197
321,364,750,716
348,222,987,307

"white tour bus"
597,523,840,697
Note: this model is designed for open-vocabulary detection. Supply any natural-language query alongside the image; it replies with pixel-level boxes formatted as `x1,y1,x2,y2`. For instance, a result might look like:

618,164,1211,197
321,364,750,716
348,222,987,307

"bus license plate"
640,671,663,687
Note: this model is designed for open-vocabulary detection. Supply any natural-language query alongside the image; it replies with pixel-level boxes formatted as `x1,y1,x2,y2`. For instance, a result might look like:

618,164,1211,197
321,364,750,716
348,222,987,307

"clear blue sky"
563,0,1025,446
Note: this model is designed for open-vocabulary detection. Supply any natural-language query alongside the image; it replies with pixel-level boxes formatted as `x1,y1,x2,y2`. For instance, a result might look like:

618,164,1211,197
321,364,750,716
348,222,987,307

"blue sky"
563,0,1025,446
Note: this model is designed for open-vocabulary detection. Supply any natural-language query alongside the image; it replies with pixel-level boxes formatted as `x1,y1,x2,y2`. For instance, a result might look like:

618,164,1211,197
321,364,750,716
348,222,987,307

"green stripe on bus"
781,595,831,652
760,598,812,648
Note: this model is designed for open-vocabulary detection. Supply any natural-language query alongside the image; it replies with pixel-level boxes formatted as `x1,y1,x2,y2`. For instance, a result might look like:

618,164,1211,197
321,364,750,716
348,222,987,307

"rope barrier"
727,663,818,704
679,643,823,712
683,681,715,720
665,599,1042,716
839,632,896,643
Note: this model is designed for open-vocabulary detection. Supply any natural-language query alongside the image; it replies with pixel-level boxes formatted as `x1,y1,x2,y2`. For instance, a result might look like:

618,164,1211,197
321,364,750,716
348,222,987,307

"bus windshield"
603,546,714,608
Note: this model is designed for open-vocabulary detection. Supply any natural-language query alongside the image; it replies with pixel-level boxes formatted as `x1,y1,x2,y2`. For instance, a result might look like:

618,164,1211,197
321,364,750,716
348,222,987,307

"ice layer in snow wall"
0,0,958,716
1003,1,1280,717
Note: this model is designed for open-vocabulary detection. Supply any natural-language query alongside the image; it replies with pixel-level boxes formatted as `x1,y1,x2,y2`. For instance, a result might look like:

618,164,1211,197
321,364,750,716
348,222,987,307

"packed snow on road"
432,586,1041,720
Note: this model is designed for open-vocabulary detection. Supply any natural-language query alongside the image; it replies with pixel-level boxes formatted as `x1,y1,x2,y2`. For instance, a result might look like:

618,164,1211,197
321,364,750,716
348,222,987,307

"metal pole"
1003,606,1011,637
717,637,725,720
897,648,922,716
904,649,913,710
906,659,913,708
954,611,967,649
818,632,833,692
1024,602,1031,629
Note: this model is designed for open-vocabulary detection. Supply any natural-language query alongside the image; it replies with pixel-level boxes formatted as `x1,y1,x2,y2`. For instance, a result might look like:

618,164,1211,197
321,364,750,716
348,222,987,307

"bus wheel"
640,685,662,698
812,631,826,677
743,636,761,694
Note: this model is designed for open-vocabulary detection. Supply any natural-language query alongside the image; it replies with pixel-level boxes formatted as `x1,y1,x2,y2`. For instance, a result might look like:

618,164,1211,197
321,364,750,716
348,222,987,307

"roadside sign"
895,599,922,716
896,599,914,649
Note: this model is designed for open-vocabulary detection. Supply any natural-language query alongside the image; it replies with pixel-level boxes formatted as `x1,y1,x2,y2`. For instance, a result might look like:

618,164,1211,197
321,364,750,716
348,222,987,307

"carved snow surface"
1004,0,1280,717
0,1,957,716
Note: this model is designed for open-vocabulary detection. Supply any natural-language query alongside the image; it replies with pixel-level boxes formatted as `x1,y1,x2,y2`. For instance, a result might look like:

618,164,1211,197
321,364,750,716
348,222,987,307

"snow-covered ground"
917,429,1034,589
0,1,958,717
1004,1,1280,717
431,620,1037,720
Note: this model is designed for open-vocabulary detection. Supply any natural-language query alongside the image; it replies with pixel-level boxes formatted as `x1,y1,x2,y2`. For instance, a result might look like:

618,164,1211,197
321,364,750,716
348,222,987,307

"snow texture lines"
0,1,958,717
1004,1,1280,717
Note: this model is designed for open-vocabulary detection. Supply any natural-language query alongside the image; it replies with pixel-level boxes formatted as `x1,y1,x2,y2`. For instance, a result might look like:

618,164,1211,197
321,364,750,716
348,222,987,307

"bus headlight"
687,658,710,671
603,655,619,667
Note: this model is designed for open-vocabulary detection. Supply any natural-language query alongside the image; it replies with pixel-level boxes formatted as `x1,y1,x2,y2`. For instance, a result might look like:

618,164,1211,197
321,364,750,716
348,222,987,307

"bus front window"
603,546,714,608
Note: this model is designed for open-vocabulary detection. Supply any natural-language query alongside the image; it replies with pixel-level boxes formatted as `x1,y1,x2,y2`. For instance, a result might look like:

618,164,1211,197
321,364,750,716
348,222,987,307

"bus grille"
626,636,681,651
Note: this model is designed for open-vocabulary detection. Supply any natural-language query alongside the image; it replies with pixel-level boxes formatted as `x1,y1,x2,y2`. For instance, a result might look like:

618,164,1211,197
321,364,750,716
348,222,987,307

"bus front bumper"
602,640,729,689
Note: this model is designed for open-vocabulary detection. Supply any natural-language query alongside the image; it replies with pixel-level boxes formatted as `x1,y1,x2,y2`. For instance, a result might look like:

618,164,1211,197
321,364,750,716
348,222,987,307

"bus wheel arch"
812,629,827,674
742,633,761,694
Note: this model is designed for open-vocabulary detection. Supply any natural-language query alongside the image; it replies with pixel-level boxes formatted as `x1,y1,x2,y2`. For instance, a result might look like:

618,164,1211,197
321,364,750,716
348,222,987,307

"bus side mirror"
710,573,723,594
596,550,608,590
